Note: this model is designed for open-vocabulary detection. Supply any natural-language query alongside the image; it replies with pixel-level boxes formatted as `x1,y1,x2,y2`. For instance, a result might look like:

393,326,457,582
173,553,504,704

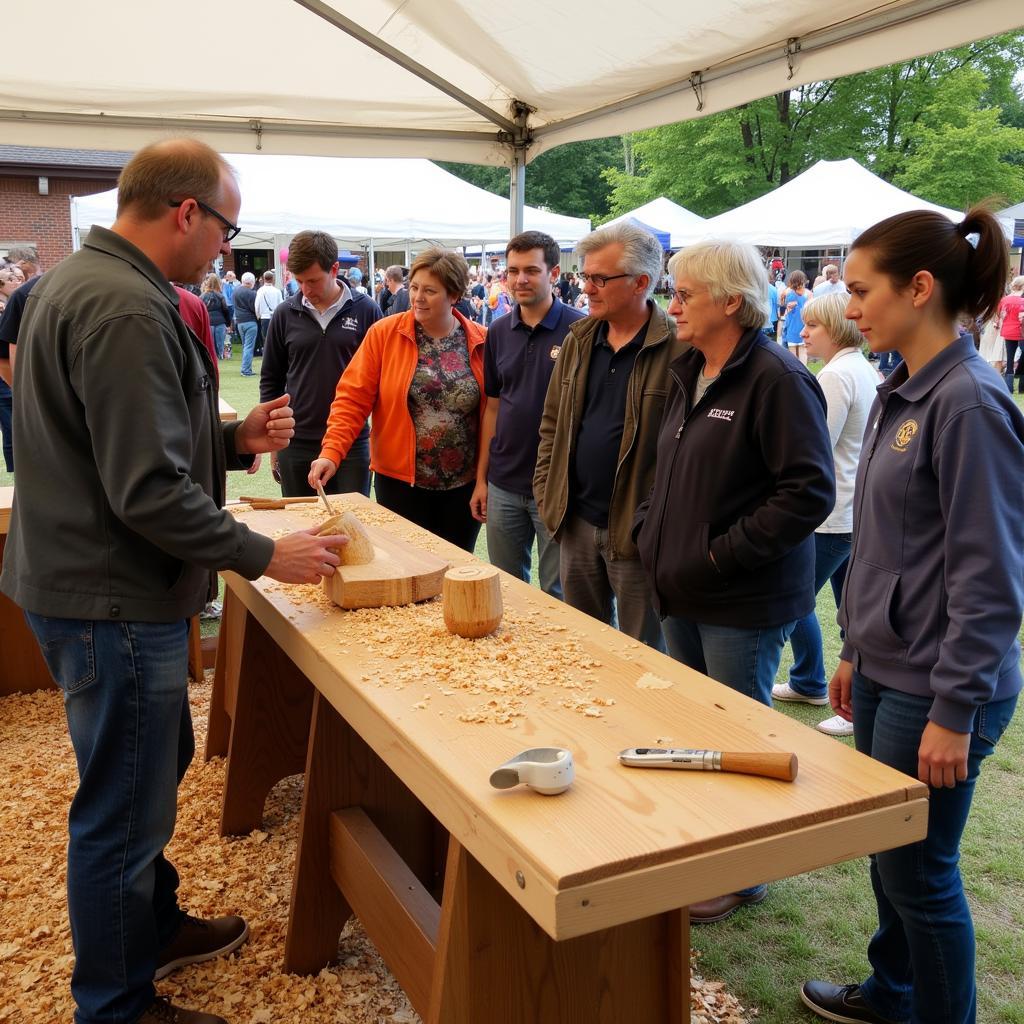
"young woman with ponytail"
801,208,1023,1024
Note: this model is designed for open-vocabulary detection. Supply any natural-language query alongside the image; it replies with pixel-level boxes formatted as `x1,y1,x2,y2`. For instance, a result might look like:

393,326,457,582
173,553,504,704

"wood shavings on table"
0,680,755,1024
335,600,616,726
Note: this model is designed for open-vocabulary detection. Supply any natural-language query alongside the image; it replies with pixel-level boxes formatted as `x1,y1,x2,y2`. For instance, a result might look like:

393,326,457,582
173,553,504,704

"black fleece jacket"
634,327,836,627
260,282,381,443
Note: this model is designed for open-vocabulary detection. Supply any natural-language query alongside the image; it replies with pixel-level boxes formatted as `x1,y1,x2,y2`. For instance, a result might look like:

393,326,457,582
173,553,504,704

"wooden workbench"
0,487,55,695
207,494,929,1024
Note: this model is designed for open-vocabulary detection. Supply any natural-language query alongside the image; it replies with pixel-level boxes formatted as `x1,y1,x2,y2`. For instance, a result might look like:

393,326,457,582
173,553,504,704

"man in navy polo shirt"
471,232,583,596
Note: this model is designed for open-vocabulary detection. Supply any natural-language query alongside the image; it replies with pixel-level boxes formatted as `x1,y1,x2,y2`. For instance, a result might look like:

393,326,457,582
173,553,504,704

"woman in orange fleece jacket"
310,248,487,551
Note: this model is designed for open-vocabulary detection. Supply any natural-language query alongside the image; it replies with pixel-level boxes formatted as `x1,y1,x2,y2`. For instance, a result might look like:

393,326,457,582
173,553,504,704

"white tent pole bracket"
689,72,705,112
292,0,521,136
249,119,264,150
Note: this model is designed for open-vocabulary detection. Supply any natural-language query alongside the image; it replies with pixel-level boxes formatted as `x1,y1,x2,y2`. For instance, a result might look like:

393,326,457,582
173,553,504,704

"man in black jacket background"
260,229,382,496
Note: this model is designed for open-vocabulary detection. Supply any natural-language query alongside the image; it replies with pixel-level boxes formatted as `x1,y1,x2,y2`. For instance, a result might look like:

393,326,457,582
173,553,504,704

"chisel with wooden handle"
619,747,798,782
238,495,318,505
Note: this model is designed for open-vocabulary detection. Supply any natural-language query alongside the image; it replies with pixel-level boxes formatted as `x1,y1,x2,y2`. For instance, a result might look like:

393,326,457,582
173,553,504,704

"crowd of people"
0,137,1021,1024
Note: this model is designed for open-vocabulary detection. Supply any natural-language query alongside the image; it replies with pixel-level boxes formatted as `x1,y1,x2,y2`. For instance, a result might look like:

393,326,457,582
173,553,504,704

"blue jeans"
238,320,258,374
784,532,851,697
853,672,1017,1024
662,616,792,898
25,614,192,1024
485,482,562,598
661,616,795,708
211,323,226,359
0,377,12,471
558,515,665,651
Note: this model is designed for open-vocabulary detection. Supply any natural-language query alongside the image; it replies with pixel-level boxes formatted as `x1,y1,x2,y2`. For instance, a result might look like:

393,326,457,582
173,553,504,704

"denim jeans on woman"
783,531,851,698
852,671,1017,1024
211,323,226,360
25,614,192,1024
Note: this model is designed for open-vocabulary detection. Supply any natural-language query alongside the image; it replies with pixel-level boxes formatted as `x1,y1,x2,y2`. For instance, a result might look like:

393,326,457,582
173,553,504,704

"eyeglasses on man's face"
668,287,707,305
578,272,633,288
168,199,241,243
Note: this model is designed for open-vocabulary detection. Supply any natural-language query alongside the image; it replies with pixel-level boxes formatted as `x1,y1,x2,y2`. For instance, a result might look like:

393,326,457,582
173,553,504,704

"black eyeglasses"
168,199,241,243
579,272,633,288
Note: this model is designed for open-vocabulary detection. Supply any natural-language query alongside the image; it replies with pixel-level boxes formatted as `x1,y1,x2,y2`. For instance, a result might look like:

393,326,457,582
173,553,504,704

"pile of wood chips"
0,677,755,1024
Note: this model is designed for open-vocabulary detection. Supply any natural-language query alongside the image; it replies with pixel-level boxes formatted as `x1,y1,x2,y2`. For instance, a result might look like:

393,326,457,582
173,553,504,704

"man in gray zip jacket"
0,139,346,1024
534,223,686,649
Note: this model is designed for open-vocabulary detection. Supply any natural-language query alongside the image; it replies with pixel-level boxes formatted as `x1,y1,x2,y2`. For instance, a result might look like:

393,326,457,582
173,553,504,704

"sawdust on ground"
0,677,756,1024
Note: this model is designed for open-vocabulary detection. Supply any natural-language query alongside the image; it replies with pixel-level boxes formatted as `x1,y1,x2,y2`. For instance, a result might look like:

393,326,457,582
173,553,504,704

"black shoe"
800,982,906,1024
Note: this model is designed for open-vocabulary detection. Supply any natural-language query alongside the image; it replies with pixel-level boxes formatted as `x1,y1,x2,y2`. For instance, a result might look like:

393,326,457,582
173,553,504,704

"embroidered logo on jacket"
891,419,919,452
707,408,735,422
341,316,360,331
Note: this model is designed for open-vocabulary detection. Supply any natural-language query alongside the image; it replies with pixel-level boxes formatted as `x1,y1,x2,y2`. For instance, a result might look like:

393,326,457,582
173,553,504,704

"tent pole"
368,239,376,290
510,152,526,238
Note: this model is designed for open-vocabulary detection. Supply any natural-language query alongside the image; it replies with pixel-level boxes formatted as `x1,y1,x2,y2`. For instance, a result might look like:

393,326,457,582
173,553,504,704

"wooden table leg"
428,838,689,1024
204,588,242,761
284,691,443,975
219,603,314,836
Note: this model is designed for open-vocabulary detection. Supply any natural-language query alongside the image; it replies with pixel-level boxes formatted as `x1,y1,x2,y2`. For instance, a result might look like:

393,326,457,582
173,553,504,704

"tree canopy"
438,31,1024,222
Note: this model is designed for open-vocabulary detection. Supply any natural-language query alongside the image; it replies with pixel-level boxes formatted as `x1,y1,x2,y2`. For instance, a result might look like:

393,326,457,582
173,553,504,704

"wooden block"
442,565,502,639
322,522,449,609
329,808,440,1018
318,511,374,565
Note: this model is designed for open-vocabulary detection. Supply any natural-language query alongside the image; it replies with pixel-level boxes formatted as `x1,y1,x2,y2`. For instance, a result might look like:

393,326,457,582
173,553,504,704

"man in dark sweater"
260,230,382,496
232,271,259,375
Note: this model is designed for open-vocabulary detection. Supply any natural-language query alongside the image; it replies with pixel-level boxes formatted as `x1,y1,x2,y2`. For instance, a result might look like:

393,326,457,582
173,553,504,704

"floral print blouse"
408,320,480,490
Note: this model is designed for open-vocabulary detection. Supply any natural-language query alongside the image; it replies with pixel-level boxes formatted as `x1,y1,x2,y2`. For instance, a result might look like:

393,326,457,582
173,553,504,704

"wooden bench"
207,495,929,1023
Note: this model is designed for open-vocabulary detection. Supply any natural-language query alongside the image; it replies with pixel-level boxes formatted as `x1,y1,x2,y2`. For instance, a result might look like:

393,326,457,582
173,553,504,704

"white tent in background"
72,154,591,252
671,158,1013,248
603,198,707,249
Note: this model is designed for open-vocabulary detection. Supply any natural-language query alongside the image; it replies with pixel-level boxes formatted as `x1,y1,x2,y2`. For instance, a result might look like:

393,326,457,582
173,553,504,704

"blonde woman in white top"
772,292,879,736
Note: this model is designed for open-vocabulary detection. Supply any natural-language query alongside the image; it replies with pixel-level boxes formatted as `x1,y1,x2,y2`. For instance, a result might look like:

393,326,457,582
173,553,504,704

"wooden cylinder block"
443,565,502,639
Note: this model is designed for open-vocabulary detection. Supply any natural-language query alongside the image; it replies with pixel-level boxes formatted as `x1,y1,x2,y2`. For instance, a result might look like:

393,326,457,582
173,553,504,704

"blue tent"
624,217,671,250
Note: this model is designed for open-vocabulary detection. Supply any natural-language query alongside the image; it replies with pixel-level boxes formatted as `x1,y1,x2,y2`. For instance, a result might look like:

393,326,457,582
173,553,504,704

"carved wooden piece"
321,522,449,609
318,510,374,565
442,564,502,638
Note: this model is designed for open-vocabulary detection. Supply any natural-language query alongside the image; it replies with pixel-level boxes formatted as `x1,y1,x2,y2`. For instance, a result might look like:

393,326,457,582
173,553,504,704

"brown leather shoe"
155,913,249,980
137,995,227,1023
688,887,768,923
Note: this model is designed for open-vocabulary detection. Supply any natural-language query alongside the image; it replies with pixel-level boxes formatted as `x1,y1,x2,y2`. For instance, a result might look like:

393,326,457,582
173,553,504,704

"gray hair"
241,272,256,287
578,222,663,299
7,246,38,267
668,240,769,329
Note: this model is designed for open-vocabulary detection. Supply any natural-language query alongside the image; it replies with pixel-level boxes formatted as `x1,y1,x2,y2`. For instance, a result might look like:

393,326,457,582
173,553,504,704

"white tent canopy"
72,154,590,250
670,158,1012,248
4,1,1021,173
603,198,707,249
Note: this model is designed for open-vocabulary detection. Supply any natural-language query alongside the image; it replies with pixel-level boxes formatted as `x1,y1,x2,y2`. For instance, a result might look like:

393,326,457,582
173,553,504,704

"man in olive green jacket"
534,223,686,649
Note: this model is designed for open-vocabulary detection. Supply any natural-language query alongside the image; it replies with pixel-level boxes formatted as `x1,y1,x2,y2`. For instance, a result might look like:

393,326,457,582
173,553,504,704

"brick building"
0,146,129,270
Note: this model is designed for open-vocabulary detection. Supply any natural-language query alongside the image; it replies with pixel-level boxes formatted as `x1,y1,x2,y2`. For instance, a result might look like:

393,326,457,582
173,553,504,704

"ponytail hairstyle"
850,204,1008,323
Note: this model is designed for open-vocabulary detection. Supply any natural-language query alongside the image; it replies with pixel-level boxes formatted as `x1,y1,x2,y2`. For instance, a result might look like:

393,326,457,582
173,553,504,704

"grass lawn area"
2,357,1021,1022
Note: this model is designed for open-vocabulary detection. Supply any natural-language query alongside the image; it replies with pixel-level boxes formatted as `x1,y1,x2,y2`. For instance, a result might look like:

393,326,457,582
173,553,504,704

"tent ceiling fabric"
3,1,1022,165
72,154,591,246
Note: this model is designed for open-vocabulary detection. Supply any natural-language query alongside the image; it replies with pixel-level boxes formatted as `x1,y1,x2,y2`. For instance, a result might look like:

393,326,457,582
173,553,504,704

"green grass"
3,358,1022,1023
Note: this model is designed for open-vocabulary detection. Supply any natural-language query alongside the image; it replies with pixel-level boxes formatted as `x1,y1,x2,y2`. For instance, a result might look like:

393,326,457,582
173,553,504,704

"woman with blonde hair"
771,292,879,739
309,248,486,550
200,272,230,360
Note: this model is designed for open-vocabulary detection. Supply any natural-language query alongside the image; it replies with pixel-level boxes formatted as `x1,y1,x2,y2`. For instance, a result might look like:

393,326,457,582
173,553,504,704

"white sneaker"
817,714,854,737
772,682,829,706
